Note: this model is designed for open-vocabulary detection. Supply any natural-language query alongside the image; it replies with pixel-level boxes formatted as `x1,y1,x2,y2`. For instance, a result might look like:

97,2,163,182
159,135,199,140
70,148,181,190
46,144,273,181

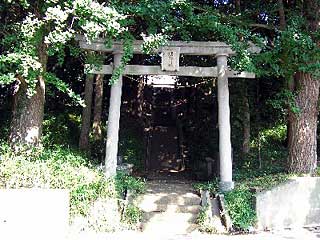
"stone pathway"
136,180,201,235
68,179,320,240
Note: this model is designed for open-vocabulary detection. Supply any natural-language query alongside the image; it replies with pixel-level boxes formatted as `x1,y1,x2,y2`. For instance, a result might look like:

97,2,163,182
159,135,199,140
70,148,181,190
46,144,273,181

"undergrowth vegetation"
115,171,146,198
0,143,112,216
194,167,291,230
0,142,145,229
119,119,145,171
122,204,143,227
225,170,290,230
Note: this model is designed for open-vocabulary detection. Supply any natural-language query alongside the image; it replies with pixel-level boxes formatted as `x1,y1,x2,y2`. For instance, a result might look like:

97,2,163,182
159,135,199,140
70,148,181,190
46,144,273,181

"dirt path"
149,126,181,171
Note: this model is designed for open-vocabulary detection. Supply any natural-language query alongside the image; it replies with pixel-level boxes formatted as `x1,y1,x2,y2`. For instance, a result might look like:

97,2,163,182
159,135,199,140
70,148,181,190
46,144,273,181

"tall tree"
242,81,250,155
9,46,47,145
0,0,125,146
92,74,104,141
79,74,94,150
287,1,320,173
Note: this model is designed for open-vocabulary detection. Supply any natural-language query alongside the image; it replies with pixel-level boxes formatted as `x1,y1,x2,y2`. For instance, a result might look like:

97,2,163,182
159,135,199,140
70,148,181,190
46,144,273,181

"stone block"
200,190,210,207
256,177,320,230
0,189,69,240
217,194,233,231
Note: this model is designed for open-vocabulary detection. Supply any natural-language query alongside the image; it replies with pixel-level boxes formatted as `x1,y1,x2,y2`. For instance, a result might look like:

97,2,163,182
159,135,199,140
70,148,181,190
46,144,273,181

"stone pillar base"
219,181,234,192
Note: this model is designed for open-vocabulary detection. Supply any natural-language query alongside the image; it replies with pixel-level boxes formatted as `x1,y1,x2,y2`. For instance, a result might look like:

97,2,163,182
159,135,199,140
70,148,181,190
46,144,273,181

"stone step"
137,193,201,206
147,180,194,191
139,203,200,213
141,212,199,234
146,180,195,185
137,180,201,235
145,187,196,195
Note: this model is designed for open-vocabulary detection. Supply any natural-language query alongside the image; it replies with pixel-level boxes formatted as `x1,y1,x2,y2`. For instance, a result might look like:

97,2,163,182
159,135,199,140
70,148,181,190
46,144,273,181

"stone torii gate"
78,36,259,191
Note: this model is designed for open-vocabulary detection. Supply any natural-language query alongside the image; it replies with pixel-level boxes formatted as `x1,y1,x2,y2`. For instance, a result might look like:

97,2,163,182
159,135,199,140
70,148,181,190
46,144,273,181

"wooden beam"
87,64,256,78
76,36,260,55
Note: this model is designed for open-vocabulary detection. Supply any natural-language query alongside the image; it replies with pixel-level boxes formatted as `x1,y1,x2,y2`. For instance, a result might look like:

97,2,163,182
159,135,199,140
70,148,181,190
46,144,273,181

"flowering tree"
0,0,126,146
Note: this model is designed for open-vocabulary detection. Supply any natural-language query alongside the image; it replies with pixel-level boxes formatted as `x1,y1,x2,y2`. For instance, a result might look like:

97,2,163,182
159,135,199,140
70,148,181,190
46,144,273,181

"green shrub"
0,143,116,217
115,171,146,198
193,179,218,194
122,204,142,227
193,167,290,230
224,186,256,230
119,122,145,171
42,113,81,147
224,172,290,230
244,124,288,169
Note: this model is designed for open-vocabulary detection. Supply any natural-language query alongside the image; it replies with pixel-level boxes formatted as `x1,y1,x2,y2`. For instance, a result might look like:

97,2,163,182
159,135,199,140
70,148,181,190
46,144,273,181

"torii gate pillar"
105,51,123,178
217,53,234,191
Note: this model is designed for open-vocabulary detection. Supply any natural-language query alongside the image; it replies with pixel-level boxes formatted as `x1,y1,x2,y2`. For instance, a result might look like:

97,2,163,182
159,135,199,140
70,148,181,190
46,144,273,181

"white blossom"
45,5,69,23
20,14,43,39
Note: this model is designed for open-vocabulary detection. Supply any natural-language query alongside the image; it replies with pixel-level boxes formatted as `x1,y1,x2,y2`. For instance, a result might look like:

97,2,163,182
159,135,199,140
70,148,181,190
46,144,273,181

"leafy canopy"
0,0,126,103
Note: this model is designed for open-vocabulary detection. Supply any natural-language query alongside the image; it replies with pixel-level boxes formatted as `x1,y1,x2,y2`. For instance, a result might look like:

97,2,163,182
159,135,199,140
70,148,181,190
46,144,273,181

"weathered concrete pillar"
105,51,123,178
216,53,234,191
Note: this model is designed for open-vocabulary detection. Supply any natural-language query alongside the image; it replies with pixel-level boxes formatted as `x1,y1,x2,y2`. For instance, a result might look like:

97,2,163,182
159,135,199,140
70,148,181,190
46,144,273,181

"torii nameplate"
161,47,180,72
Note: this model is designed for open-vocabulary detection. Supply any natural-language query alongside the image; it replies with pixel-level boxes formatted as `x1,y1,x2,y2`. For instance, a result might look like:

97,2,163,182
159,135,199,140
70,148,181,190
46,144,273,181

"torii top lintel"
76,35,260,56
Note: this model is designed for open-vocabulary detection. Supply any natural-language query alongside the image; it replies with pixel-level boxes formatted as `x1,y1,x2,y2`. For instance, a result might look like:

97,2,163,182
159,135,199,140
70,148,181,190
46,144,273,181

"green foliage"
0,0,126,101
225,171,290,230
0,142,116,217
195,166,290,230
119,124,145,171
84,52,104,74
257,124,287,146
247,124,287,169
113,0,260,72
122,204,142,227
110,37,134,85
115,171,146,198
193,179,218,194
224,186,256,230
141,33,168,54
269,90,300,115
223,168,289,229
316,167,320,177
236,172,290,190
42,113,81,147
278,21,319,78
45,72,85,106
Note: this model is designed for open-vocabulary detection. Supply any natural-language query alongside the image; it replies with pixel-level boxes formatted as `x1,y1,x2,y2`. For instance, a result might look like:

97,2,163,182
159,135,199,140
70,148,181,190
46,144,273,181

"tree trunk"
288,72,320,174
235,0,241,13
278,0,286,30
79,74,94,150
242,82,250,155
92,74,104,141
9,44,47,147
288,0,319,174
9,78,45,146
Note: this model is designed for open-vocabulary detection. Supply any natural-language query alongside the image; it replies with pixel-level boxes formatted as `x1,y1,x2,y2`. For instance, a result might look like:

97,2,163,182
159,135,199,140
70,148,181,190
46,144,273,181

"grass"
0,142,146,231
193,166,291,230
0,143,116,216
